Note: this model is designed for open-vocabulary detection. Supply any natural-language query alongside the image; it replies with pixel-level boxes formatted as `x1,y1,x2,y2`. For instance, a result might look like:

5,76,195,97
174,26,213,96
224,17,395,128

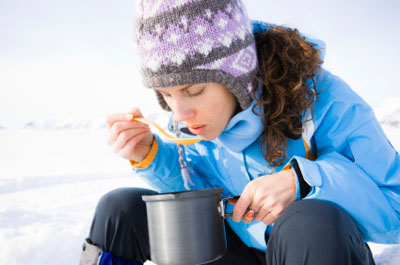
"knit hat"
135,0,258,111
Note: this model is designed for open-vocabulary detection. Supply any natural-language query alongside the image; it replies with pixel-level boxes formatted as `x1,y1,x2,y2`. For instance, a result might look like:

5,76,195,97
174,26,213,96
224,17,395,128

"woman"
79,0,400,264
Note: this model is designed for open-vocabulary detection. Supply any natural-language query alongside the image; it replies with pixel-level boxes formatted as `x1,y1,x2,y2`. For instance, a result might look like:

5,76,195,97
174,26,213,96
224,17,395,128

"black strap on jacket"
293,161,311,199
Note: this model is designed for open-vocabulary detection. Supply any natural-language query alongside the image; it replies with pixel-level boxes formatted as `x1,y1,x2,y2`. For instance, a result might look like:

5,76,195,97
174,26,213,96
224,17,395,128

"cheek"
219,94,238,119
206,98,236,126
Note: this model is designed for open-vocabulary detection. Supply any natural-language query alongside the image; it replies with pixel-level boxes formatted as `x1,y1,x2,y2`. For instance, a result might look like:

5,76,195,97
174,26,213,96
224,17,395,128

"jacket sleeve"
292,70,400,243
133,134,209,193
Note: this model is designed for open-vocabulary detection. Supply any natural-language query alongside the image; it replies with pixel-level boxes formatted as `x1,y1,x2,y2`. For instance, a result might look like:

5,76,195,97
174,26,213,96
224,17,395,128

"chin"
201,135,217,141
199,130,221,141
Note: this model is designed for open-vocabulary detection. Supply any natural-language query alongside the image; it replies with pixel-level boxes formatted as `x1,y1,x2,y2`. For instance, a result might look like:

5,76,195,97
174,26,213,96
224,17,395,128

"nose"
170,99,195,122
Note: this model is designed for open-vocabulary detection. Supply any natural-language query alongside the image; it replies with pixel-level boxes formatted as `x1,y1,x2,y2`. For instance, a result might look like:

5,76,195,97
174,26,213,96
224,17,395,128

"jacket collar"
213,98,263,152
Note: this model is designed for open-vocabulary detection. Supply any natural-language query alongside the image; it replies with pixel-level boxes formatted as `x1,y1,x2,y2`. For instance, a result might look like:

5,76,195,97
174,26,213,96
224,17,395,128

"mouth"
187,125,206,135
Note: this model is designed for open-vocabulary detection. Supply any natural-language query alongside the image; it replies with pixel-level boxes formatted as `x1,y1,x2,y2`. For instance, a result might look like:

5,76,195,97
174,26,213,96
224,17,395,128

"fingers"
107,120,148,146
259,211,277,225
111,127,149,154
232,185,253,222
232,172,296,225
244,210,256,222
106,107,154,161
255,204,269,222
105,107,143,129
262,205,281,224
237,202,277,225
105,113,129,129
254,201,279,224
115,128,152,160
107,107,147,146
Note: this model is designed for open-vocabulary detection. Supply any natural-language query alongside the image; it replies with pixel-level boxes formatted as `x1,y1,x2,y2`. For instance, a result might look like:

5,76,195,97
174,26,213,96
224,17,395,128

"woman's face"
156,83,238,141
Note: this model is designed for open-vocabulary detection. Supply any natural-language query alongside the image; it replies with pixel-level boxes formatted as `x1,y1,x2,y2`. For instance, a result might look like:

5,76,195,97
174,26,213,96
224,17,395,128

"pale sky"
1,0,399,128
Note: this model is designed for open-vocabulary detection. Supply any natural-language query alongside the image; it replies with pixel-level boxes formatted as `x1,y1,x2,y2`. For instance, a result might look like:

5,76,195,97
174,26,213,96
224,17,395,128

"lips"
188,125,206,135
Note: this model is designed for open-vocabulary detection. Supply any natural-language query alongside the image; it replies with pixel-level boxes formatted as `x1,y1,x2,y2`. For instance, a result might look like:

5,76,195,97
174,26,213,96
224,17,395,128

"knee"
266,201,372,264
95,187,157,219
271,199,358,243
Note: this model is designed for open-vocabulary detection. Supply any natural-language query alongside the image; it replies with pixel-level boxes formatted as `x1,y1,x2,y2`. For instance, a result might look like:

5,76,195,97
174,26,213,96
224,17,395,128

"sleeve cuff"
129,137,158,169
292,160,311,199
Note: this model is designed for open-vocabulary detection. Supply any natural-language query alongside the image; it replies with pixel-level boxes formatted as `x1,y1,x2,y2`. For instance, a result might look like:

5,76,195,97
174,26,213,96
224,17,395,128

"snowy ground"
1,106,400,265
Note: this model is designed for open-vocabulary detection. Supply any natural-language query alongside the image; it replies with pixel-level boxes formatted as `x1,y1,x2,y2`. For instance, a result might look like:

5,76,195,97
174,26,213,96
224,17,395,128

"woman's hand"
232,169,297,225
106,107,154,162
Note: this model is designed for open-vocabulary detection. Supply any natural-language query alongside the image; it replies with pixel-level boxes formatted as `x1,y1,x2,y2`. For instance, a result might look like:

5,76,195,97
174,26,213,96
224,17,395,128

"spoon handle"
133,117,201,146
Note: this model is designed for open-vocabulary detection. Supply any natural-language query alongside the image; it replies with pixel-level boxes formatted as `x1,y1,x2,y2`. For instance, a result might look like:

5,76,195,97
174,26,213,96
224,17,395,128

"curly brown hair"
253,25,323,167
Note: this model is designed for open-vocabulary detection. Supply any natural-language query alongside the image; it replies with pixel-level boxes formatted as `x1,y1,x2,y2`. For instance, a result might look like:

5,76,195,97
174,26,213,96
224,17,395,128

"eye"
185,86,204,96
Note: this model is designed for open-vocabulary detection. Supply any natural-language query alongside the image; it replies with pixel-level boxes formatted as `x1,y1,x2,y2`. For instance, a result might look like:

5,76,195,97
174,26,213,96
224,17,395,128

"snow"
373,245,400,265
1,101,400,265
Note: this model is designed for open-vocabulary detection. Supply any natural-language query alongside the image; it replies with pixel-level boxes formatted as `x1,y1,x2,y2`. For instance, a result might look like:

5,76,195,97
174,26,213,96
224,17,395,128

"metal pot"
142,187,232,265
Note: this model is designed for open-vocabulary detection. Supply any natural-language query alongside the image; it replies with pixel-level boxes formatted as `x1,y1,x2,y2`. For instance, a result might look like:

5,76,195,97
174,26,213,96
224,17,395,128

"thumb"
125,107,144,121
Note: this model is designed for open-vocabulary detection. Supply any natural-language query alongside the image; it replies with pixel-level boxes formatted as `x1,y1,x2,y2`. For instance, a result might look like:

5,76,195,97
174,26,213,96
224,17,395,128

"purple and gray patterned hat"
135,0,258,110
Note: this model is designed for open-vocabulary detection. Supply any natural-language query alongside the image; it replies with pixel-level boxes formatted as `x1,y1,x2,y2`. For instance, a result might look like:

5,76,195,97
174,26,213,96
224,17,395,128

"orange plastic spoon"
133,117,201,146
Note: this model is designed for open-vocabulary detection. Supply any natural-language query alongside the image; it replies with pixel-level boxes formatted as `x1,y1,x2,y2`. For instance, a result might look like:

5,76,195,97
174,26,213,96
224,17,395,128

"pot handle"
218,196,237,218
218,196,256,220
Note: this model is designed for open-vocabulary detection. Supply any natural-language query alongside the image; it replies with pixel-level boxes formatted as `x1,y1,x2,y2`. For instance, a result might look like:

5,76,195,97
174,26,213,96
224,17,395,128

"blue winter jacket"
134,22,400,251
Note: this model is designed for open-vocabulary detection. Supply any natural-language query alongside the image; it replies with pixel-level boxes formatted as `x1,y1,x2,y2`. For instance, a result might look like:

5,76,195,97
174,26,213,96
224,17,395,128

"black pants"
88,188,375,265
